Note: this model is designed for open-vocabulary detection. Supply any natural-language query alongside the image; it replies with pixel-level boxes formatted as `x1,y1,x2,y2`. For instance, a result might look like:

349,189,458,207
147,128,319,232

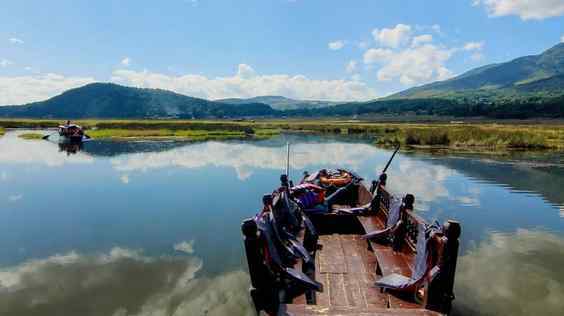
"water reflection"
0,247,253,316
453,229,564,316
1,130,564,315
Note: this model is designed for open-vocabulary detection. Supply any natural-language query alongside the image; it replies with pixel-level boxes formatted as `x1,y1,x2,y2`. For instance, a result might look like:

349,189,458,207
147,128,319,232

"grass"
0,127,4,137
375,124,558,150
18,133,45,140
0,119,563,150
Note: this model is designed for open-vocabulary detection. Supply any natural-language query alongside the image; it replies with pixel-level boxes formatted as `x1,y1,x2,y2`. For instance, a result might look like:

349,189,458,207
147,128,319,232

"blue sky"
0,0,563,105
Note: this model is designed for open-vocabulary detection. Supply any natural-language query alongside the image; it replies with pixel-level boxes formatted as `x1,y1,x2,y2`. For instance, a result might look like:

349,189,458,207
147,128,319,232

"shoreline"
1,119,562,151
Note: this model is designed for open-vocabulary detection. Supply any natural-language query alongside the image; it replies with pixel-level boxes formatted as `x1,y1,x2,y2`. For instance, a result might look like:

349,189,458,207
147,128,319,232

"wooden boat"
57,124,90,143
242,169,461,316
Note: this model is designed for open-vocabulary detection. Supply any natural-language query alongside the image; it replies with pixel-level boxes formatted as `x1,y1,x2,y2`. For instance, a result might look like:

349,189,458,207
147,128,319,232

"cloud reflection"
110,141,379,180
453,229,564,316
0,247,253,316
0,131,93,167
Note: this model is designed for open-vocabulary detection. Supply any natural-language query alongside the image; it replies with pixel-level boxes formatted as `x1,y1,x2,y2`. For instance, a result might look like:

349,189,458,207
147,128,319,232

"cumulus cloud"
121,57,131,67
0,73,95,105
464,41,485,51
0,248,253,316
364,44,454,85
363,48,394,64
372,24,412,48
328,40,345,50
8,38,24,44
473,0,564,20
412,34,433,47
0,59,13,68
561,35,564,43
111,64,378,101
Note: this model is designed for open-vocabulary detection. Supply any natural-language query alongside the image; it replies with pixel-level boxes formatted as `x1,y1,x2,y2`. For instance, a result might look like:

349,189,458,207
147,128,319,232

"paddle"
382,143,401,174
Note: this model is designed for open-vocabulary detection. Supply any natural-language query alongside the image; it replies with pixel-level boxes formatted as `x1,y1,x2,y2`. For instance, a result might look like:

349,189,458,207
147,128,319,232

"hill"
216,96,341,110
392,43,564,99
0,83,276,119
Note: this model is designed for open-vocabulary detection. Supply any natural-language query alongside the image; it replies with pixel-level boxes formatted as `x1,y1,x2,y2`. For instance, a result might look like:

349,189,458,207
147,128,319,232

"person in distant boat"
65,120,71,127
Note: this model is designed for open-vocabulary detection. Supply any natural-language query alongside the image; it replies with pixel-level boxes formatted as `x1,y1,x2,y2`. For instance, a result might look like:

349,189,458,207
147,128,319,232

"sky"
0,0,563,105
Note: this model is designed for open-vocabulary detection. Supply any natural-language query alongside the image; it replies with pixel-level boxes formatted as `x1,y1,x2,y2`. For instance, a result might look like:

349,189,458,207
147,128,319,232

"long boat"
242,165,461,315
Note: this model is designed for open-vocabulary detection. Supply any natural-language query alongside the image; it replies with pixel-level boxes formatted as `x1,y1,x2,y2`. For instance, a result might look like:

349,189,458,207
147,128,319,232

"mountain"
0,83,276,119
392,43,564,99
216,96,341,110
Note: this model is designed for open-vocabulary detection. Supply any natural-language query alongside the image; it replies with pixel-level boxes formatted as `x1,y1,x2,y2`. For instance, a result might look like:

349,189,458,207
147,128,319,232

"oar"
381,144,401,174
42,132,56,140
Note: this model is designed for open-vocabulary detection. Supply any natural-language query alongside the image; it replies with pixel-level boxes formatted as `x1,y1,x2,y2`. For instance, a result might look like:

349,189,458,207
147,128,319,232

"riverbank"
0,119,562,150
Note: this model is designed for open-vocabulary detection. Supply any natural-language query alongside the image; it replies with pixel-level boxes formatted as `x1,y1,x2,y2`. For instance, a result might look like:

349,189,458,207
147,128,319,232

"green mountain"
216,96,340,110
392,43,564,99
0,83,276,119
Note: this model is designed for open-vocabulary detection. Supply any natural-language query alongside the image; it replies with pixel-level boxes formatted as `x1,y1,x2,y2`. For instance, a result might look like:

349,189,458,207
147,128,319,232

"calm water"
1,130,564,316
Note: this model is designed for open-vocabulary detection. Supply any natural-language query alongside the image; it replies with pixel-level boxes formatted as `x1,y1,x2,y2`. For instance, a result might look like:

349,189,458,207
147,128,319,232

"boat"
57,124,90,142
241,150,461,315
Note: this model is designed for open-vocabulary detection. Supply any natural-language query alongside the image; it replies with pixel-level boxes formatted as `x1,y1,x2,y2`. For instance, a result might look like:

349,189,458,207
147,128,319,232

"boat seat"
357,216,413,277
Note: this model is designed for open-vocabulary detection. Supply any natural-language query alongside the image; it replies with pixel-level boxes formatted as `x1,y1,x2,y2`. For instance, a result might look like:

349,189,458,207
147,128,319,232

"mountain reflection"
0,248,253,316
453,229,564,316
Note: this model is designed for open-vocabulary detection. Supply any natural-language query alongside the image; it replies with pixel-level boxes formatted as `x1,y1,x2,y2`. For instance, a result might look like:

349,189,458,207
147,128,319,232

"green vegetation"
1,119,563,151
18,133,44,140
0,127,4,137
375,125,556,150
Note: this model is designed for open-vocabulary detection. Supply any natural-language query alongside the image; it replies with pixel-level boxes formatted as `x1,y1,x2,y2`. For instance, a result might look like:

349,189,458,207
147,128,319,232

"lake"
1,129,564,316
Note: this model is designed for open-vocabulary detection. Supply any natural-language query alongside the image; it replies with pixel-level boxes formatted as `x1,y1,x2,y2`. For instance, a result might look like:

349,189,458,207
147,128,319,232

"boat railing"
374,180,461,314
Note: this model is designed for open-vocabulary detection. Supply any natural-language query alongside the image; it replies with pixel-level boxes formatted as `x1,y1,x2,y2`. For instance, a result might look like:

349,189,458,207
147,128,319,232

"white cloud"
8,37,24,44
363,48,394,64
174,240,195,254
345,60,357,74
0,59,13,68
0,73,95,105
464,41,485,51
431,24,442,34
328,40,345,50
561,35,564,43
111,64,378,101
120,57,131,67
473,0,564,20
412,34,433,47
372,24,412,48
364,44,454,85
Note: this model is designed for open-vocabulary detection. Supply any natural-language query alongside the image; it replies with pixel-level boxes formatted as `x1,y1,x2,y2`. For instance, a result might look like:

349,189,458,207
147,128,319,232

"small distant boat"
43,123,91,143
241,147,461,315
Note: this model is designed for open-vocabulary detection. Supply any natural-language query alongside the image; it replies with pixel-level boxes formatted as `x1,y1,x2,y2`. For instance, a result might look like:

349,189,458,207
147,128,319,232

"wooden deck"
284,233,441,316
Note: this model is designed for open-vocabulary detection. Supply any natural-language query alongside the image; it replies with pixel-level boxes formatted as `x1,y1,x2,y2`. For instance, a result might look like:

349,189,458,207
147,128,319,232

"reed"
18,133,44,140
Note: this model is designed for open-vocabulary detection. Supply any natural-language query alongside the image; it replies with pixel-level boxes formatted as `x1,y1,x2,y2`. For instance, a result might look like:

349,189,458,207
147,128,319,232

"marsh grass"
18,133,45,140
0,119,562,150
376,125,553,149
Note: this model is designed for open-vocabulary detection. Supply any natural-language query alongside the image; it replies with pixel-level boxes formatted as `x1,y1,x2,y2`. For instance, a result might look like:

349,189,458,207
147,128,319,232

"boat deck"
283,215,442,316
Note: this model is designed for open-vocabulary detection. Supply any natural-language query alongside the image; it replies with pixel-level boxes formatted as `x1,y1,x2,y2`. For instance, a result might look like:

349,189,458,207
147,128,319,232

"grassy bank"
0,119,562,150
374,124,561,150
18,133,44,140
